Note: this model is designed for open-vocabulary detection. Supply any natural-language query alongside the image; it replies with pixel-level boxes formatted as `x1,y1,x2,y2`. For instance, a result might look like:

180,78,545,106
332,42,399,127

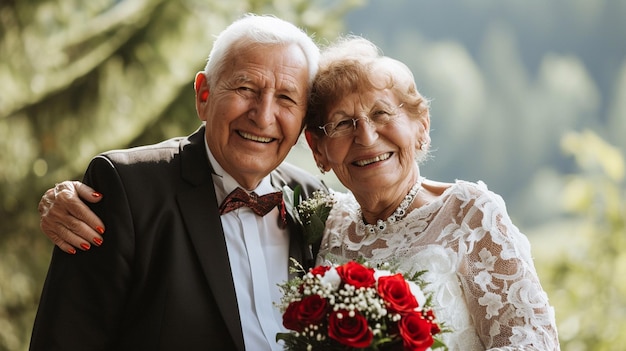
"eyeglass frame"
318,103,405,138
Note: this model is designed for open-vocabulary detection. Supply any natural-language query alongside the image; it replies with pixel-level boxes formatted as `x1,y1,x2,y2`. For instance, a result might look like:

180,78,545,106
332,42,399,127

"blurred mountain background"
1,0,624,350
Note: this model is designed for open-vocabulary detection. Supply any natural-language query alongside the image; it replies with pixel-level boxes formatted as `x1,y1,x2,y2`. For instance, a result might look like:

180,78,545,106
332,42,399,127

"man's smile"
237,131,275,143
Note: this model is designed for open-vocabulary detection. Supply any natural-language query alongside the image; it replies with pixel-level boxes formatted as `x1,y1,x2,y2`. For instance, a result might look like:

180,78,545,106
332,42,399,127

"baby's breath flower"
291,187,335,245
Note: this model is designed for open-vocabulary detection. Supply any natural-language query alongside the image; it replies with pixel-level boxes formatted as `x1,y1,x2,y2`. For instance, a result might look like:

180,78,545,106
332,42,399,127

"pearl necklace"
357,177,423,236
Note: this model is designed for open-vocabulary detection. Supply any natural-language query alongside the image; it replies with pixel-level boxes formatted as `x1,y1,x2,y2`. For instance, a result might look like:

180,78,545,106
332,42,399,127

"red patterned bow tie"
219,187,287,227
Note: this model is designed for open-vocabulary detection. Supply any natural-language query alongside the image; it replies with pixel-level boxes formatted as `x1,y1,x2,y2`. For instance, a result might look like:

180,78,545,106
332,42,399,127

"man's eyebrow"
279,79,301,94
231,74,252,85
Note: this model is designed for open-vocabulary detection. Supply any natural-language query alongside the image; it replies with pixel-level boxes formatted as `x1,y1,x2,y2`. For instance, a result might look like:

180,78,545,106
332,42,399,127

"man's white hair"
203,13,320,88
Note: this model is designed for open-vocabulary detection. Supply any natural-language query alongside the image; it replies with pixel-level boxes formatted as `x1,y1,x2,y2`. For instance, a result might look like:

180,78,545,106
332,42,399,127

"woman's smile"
353,152,393,167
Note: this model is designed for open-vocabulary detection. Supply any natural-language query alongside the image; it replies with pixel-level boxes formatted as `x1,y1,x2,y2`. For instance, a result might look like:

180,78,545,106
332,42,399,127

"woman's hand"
39,181,105,254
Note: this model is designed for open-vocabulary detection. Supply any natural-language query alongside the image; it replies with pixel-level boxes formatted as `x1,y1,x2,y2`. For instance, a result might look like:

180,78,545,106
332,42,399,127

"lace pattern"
316,180,559,350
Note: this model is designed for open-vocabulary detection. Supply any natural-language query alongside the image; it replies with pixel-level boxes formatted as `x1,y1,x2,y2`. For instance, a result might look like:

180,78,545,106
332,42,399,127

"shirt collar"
204,138,276,204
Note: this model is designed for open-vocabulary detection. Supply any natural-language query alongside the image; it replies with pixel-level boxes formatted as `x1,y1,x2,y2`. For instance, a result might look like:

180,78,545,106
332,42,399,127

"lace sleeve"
457,187,559,350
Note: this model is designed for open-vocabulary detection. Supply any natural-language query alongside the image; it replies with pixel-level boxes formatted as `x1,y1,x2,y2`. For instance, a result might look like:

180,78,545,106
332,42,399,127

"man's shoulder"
100,137,184,164
97,127,204,166
274,162,325,190
275,162,314,178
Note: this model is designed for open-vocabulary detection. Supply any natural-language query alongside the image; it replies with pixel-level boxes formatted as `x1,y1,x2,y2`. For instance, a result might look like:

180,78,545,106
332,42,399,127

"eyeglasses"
319,103,405,138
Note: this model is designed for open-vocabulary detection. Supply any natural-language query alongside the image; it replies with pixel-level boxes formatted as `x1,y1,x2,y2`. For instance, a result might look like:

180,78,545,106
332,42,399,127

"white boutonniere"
282,185,335,245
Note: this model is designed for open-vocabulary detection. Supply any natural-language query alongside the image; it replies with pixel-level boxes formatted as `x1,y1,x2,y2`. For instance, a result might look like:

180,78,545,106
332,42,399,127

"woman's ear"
305,130,329,171
418,113,430,144
420,113,430,134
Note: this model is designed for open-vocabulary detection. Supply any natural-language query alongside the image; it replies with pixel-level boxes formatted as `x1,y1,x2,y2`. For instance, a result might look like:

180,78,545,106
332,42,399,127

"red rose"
398,312,435,351
310,265,331,277
296,294,328,326
283,295,328,332
423,310,441,335
377,273,419,313
336,261,376,288
328,309,373,348
282,301,304,331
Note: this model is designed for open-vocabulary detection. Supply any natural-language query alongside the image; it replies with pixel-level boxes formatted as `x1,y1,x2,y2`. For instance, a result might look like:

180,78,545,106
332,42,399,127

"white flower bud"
319,267,341,290
374,270,393,280
408,280,426,306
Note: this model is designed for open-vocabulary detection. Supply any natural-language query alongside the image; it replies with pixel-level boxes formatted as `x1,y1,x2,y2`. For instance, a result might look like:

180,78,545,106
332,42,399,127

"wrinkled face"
311,89,427,194
196,44,309,189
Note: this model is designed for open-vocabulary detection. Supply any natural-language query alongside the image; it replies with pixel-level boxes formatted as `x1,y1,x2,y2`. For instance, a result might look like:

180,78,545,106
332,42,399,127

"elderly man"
30,14,324,351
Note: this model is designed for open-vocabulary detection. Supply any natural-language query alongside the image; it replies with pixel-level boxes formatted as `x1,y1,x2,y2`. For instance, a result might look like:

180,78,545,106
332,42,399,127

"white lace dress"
316,180,559,350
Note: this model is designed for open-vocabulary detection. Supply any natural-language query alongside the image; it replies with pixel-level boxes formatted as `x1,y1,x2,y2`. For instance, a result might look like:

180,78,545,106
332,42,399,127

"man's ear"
305,130,328,171
195,72,209,100
194,72,210,121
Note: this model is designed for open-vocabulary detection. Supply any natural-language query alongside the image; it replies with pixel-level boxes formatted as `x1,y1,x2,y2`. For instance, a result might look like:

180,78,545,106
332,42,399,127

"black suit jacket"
30,126,325,351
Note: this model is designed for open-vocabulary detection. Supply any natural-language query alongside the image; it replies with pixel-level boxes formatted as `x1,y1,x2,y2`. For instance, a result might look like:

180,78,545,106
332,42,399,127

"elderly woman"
303,36,560,350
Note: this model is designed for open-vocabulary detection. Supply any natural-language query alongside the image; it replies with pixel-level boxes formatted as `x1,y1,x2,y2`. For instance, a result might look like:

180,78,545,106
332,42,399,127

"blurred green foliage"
531,130,626,350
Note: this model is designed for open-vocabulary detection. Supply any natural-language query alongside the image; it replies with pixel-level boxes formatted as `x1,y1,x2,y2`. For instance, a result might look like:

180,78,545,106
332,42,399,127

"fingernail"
68,247,77,255
92,192,102,198
80,243,91,251
93,237,103,246
95,226,105,234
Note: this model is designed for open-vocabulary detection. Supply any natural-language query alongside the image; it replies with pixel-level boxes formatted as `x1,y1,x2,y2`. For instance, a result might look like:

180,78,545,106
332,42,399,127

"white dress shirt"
206,142,289,351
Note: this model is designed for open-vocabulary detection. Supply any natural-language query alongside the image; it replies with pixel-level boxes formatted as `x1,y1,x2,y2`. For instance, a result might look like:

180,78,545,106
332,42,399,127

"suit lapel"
270,172,316,275
174,127,317,350
176,127,245,351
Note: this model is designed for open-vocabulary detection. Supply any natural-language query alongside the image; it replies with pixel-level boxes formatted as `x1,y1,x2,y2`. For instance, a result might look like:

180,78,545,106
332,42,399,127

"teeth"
354,153,391,166
239,131,273,143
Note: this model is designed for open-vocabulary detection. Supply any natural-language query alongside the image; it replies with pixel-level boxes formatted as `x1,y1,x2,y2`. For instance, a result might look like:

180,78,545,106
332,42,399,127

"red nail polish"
95,226,105,234
92,192,102,198
68,247,77,255
93,237,103,246
80,243,90,251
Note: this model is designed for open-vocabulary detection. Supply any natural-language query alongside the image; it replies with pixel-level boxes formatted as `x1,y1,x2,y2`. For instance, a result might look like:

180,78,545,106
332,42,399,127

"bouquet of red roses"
276,260,446,351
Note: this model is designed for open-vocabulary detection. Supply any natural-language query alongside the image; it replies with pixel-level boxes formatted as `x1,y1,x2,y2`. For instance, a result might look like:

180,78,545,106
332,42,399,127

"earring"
317,163,326,174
